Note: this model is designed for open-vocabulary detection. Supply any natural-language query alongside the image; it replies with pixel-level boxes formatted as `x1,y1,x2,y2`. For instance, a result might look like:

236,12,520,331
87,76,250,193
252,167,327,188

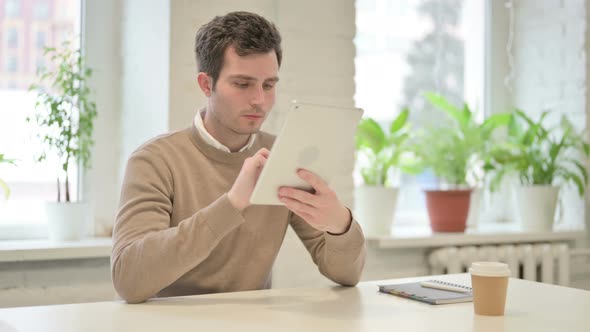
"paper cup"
469,262,510,316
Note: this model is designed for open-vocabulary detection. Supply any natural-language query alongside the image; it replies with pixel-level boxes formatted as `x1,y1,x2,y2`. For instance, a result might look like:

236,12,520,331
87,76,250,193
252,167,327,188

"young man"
111,11,366,304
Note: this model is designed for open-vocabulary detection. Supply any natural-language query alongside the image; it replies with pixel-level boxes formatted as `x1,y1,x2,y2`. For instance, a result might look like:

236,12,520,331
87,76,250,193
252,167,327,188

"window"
5,0,21,18
36,31,47,49
0,0,81,239
6,27,18,48
35,57,45,71
33,0,50,19
354,0,484,224
5,56,17,72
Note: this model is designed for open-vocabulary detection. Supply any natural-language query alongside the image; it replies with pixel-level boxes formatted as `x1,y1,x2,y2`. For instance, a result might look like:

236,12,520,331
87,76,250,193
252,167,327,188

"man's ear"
197,72,213,97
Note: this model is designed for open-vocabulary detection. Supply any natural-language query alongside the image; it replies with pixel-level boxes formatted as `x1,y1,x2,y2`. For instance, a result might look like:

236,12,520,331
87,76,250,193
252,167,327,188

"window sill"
0,237,112,263
0,225,585,262
367,222,586,249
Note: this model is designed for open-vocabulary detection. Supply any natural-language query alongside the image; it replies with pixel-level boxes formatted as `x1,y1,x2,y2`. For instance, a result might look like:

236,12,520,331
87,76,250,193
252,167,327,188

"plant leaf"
480,112,511,138
567,159,589,185
561,171,585,196
356,118,386,154
424,92,467,127
390,108,409,134
507,112,521,138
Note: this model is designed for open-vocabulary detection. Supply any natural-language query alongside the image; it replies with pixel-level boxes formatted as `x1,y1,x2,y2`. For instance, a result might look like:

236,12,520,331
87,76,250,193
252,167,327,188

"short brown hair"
195,11,282,88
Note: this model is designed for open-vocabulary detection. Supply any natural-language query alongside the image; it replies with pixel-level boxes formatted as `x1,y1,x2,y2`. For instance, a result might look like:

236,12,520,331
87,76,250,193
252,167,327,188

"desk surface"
0,274,588,332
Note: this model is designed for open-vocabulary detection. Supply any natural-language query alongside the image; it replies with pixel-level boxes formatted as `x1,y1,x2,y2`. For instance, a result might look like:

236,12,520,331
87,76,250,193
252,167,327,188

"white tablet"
250,102,363,205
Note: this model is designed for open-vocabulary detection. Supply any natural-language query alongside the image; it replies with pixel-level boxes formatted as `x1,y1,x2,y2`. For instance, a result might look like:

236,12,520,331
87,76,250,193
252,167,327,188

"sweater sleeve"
289,211,366,286
111,148,244,304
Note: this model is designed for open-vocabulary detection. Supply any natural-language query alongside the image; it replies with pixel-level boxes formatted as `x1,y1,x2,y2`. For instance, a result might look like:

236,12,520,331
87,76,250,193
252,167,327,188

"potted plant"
0,154,16,199
410,93,510,232
27,41,97,241
354,108,417,235
485,110,589,231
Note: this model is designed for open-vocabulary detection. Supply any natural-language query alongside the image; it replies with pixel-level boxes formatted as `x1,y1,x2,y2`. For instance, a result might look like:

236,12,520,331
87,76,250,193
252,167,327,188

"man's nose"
250,85,265,106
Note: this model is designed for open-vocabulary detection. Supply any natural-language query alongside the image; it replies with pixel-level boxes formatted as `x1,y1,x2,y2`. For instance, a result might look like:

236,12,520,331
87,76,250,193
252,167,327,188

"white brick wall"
168,1,356,206
3,0,589,308
511,0,587,230
513,0,586,123
120,0,171,166
168,0,277,131
167,2,357,288
118,0,590,290
82,0,122,236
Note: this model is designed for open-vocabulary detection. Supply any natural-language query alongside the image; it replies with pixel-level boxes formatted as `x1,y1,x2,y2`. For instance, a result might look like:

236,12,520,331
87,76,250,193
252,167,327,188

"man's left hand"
278,169,351,234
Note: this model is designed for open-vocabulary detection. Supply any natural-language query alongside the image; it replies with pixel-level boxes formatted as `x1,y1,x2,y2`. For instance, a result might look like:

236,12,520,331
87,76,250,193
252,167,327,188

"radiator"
428,243,570,286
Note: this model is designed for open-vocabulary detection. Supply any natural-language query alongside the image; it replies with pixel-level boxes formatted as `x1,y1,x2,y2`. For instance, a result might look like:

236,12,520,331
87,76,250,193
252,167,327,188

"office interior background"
0,0,589,307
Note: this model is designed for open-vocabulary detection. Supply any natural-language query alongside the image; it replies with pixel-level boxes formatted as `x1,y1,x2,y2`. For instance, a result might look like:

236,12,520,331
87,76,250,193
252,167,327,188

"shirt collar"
193,109,256,153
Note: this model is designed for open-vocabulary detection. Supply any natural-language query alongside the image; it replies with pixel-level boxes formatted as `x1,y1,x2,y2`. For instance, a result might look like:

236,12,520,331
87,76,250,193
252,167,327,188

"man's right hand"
227,148,270,211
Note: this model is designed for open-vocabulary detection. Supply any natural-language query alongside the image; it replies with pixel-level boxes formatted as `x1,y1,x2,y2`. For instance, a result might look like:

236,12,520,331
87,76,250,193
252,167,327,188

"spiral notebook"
378,280,473,305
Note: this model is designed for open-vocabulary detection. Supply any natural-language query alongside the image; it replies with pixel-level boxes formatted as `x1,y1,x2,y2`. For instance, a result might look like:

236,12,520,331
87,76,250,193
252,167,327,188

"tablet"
249,102,363,205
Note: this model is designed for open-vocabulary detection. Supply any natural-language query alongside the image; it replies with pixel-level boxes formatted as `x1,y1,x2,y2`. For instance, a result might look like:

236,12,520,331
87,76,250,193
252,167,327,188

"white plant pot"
354,186,399,236
45,202,90,241
513,185,559,232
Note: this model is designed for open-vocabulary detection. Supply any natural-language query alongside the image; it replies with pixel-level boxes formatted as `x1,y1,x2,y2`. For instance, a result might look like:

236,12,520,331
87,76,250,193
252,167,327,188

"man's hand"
278,169,352,234
228,148,270,211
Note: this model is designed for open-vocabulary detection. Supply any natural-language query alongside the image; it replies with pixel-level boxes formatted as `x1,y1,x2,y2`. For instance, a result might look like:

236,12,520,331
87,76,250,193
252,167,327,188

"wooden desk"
0,274,588,332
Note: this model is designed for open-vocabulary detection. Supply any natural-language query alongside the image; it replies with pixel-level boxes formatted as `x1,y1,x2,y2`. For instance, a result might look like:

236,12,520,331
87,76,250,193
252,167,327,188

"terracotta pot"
425,189,472,232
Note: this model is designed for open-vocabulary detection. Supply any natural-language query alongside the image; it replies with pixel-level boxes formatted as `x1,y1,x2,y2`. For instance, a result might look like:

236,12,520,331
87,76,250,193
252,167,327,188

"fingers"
280,196,316,217
279,187,318,207
247,149,269,169
286,206,326,231
229,148,272,211
256,147,270,158
297,169,330,194
254,153,268,168
254,148,270,168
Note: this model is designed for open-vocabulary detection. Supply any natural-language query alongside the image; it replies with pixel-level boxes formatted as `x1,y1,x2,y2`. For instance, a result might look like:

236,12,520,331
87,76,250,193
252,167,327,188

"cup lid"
469,261,510,277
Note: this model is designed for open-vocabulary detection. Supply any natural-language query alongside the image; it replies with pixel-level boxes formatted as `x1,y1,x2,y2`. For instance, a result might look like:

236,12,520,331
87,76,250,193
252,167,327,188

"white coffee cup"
469,262,510,316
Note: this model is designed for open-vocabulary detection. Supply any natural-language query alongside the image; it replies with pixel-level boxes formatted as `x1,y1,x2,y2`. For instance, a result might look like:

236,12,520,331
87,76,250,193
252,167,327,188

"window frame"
0,0,84,240
353,0,490,227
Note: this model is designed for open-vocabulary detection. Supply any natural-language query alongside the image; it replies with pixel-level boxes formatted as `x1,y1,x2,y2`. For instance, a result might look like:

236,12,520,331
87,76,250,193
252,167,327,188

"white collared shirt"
193,109,256,153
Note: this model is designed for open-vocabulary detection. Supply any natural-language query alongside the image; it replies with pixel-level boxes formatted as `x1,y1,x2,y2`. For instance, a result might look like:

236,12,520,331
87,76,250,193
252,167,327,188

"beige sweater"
111,125,366,303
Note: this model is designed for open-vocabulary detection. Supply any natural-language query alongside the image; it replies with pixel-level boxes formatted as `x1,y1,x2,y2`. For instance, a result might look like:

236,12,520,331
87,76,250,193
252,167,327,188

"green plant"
486,110,590,195
0,154,16,199
355,108,416,186
409,93,511,187
27,40,97,203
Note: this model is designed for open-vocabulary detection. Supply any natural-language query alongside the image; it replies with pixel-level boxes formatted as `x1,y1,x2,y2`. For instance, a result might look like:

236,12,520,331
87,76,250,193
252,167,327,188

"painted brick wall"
3,0,589,308
168,0,356,205
511,0,587,230
167,0,358,288
119,0,171,171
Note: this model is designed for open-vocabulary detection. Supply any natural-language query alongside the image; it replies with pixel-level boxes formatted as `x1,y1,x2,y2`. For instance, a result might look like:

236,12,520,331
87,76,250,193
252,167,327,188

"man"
111,11,366,304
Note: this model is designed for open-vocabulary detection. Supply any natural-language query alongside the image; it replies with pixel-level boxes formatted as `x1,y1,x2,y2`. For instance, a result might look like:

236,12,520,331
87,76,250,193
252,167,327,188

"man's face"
206,46,279,136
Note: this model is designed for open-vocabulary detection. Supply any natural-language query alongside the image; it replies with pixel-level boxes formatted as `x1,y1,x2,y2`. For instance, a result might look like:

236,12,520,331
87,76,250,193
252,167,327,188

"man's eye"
263,84,275,90
234,82,249,88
